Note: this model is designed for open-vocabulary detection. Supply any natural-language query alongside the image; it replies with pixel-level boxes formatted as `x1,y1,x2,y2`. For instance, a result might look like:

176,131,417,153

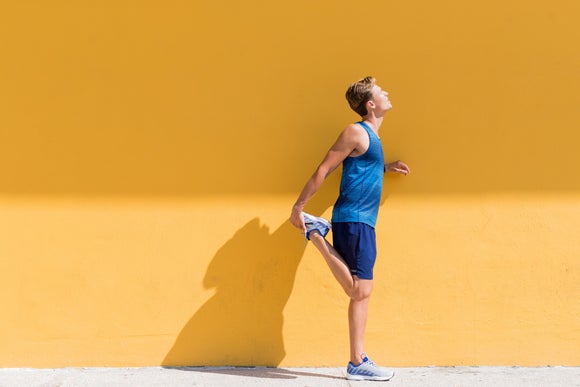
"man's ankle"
350,352,366,365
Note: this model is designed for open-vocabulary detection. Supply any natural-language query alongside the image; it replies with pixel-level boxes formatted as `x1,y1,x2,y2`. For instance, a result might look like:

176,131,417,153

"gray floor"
0,366,579,387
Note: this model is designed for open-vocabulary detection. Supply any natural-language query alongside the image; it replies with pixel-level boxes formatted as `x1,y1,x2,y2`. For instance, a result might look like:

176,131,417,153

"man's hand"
385,160,411,175
290,205,306,233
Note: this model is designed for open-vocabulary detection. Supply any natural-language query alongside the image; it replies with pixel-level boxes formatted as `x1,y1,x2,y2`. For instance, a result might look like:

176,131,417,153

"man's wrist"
293,203,304,212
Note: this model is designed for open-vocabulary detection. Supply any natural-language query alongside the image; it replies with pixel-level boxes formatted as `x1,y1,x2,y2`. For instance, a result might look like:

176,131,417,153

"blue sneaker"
302,212,331,240
346,354,395,381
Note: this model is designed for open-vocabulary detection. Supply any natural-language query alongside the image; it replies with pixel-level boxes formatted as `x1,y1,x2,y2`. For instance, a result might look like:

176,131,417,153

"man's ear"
367,100,376,110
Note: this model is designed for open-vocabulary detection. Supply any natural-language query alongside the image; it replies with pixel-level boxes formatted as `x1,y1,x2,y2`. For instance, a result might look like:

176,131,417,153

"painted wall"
0,1,578,367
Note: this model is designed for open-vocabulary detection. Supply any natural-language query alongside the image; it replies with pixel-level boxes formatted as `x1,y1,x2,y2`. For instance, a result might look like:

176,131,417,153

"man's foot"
346,355,395,381
302,212,331,240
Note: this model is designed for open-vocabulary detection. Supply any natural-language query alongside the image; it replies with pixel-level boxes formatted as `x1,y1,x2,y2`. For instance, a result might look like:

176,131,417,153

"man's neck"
361,116,383,134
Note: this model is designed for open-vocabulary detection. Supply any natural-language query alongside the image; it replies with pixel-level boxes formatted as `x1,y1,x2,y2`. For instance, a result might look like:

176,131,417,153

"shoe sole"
346,373,394,381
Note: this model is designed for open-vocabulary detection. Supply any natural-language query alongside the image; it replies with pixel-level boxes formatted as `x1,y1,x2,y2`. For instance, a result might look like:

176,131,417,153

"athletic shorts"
332,222,377,280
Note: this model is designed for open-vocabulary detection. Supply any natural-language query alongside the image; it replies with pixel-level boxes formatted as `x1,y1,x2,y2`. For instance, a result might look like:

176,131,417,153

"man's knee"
350,279,373,301
350,288,372,301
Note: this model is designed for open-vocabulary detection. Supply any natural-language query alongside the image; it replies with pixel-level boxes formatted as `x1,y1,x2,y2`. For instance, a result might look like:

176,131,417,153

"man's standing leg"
306,219,393,381
349,278,372,365
308,232,372,364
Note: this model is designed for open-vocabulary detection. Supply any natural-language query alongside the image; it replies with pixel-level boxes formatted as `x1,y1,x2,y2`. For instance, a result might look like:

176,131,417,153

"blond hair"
345,76,376,117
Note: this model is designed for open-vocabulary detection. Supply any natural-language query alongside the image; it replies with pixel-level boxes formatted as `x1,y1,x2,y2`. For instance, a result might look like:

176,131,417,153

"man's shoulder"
334,122,369,154
341,122,366,137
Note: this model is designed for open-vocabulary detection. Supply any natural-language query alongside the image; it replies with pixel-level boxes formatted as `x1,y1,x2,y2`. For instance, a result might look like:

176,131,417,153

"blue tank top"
331,121,385,228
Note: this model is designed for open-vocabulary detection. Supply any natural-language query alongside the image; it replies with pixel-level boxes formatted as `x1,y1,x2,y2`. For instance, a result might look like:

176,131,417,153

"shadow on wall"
163,196,333,366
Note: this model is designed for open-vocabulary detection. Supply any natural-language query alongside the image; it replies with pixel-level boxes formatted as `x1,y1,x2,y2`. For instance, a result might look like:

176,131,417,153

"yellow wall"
0,1,579,367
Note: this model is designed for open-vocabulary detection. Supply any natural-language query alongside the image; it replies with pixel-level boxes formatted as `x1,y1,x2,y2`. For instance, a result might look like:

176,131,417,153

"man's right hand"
290,205,306,233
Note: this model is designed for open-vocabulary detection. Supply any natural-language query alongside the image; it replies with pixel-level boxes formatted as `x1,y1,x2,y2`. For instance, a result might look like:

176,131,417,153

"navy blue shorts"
332,222,377,280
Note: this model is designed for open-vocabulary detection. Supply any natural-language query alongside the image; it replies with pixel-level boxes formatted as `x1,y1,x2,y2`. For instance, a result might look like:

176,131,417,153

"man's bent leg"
349,277,373,365
308,231,355,296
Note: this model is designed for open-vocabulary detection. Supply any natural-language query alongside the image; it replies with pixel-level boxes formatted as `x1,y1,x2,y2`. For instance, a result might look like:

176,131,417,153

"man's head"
346,76,391,117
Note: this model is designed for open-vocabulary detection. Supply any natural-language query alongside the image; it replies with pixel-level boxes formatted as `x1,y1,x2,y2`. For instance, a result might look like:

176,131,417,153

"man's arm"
290,124,365,232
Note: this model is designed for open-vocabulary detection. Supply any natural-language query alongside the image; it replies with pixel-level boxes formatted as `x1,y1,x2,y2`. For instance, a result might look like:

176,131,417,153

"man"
290,76,410,381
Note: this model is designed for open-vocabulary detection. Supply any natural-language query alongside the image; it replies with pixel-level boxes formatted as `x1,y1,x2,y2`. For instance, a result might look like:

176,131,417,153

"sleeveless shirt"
331,121,385,228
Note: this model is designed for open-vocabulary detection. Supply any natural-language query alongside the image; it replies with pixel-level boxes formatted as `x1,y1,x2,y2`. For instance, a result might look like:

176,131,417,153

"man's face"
371,85,392,112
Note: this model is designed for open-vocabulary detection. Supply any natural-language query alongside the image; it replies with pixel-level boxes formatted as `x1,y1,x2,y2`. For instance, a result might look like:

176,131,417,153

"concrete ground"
0,366,578,387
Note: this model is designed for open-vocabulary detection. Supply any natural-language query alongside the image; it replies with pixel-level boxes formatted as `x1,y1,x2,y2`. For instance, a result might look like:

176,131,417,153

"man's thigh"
332,222,377,280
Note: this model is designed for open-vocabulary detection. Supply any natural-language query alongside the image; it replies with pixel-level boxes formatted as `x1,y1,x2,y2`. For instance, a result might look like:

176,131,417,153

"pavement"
0,366,579,387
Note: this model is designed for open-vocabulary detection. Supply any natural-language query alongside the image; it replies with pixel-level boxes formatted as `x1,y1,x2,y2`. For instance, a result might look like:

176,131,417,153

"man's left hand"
385,160,410,175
